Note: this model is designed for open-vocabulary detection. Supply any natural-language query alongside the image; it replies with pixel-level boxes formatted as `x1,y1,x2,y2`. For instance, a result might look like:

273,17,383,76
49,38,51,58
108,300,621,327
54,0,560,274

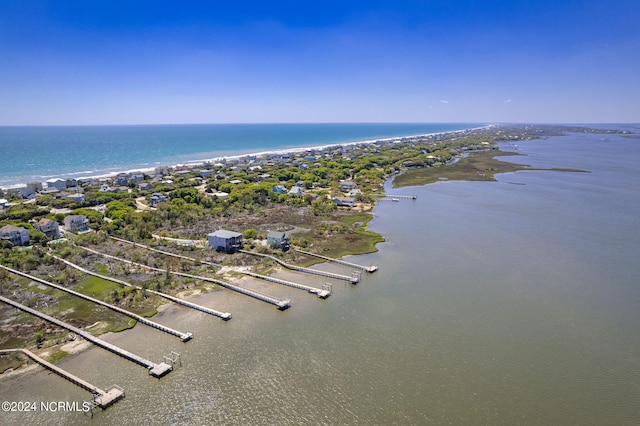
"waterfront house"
139,182,153,191
0,198,9,209
267,231,289,250
154,166,172,176
64,215,90,233
34,218,60,239
208,230,243,253
0,224,30,246
27,182,43,193
6,184,34,199
46,178,67,191
115,174,130,186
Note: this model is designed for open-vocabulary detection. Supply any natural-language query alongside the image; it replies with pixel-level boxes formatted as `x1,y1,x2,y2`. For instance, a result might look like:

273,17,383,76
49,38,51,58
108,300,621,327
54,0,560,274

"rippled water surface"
1,128,639,425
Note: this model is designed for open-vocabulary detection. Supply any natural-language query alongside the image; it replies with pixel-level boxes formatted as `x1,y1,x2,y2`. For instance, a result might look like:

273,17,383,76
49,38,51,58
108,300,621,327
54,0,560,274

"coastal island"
0,124,621,374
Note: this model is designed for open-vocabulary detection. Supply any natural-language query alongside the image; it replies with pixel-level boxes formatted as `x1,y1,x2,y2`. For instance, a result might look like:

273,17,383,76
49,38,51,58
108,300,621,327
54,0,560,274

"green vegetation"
393,149,588,188
0,124,605,363
48,350,69,364
0,352,23,373
76,276,121,299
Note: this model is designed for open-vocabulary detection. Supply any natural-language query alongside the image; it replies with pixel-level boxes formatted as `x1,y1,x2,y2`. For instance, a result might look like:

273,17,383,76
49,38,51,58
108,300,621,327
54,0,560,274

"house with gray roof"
333,197,356,208
0,225,30,246
208,230,243,253
64,214,90,233
267,231,289,250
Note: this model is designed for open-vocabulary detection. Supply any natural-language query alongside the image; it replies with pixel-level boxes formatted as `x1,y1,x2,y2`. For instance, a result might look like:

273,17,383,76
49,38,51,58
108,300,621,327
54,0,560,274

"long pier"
239,250,360,284
0,264,193,342
76,246,290,310
241,271,331,299
293,249,377,273
109,236,222,268
377,194,417,200
0,348,125,409
0,295,172,377
51,254,231,321
176,272,291,310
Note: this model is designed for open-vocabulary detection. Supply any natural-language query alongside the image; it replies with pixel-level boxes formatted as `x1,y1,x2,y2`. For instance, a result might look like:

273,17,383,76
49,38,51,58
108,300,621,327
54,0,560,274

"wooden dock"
0,295,172,378
109,235,223,268
293,249,377,273
77,246,291,310
0,348,125,409
1,264,193,342
377,194,417,200
239,250,361,284
241,271,331,299
53,253,231,321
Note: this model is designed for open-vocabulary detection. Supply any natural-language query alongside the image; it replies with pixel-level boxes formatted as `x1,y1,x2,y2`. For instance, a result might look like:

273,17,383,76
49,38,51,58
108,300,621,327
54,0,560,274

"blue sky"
1,0,638,125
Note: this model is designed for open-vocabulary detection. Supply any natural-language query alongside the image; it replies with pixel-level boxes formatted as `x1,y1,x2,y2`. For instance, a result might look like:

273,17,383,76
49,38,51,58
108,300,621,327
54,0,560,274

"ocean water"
1,126,639,425
0,123,478,186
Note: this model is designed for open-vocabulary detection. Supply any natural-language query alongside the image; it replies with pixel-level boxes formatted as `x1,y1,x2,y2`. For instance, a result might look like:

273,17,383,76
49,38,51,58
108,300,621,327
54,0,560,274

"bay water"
1,127,639,424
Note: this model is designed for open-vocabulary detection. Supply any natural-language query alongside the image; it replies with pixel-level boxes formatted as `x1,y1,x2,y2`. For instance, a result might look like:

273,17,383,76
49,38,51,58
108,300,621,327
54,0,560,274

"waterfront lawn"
76,276,120,299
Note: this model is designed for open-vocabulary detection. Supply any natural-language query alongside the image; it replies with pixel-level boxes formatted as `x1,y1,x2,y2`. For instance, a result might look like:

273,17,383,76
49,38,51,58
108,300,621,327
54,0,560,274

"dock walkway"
0,348,124,409
109,236,222,268
0,295,172,377
376,194,418,200
52,254,231,321
293,249,377,273
241,271,331,299
1,264,193,342
77,246,290,310
239,250,360,284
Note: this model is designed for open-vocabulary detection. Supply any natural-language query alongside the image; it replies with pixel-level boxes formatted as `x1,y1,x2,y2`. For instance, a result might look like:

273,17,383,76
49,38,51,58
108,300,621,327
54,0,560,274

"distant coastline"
0,123,486,189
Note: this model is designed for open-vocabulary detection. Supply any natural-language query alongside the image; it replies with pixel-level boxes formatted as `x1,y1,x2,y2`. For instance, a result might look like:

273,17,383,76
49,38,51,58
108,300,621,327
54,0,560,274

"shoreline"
0,123,626,379
0,124,491,189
